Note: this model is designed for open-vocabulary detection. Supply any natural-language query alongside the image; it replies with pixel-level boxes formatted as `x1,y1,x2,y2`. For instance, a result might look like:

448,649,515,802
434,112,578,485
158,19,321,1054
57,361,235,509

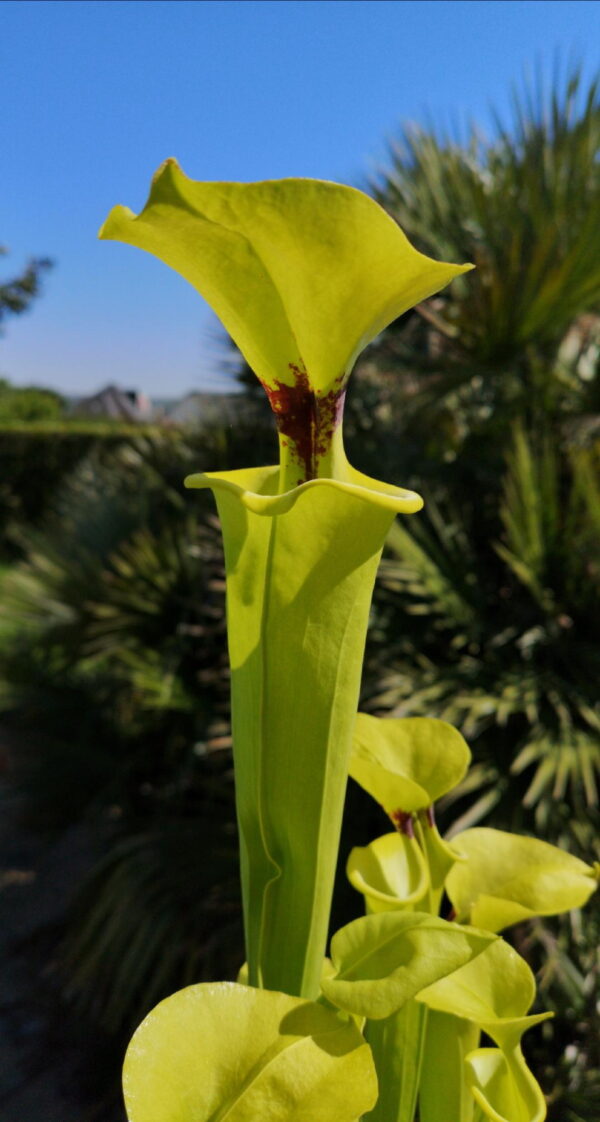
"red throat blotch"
261,363,346,485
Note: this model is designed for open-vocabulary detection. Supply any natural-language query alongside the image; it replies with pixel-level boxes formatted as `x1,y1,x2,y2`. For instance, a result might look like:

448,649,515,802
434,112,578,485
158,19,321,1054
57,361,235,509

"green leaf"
350,715,471,814
100,163,470,399
122,982,378,1122
465,1047,547,1122
321,911,494,1019
446,827,598,931
347,832,429,912
417,939,552,1051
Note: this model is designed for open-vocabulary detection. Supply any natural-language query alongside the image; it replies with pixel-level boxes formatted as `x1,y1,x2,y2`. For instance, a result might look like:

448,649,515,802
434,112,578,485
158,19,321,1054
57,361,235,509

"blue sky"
2,0,599,398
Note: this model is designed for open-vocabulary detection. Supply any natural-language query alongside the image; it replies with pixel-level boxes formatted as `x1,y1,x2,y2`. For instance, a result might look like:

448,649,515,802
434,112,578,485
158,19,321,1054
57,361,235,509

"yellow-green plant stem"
419,1012,480,1122
361,812,448,1122
364,1000,429,1122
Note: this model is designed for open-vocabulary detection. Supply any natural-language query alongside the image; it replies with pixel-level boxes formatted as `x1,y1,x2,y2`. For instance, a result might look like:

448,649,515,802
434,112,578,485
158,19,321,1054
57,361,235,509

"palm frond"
60,812,242,1037
365,67,600,449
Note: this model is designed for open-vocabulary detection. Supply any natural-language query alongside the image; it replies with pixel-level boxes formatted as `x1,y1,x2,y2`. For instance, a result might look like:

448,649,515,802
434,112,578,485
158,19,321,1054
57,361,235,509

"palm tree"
356,70,600,1120
359,66,600,826
365,69,600,463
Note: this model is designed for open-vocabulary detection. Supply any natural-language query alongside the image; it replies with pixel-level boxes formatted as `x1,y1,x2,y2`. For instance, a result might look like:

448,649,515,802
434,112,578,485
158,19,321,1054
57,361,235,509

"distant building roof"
167,391,253,427
73,384,153,422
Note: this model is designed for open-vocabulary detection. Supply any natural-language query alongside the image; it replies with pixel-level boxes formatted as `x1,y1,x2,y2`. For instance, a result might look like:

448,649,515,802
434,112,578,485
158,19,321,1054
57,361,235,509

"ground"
0,725,123,1122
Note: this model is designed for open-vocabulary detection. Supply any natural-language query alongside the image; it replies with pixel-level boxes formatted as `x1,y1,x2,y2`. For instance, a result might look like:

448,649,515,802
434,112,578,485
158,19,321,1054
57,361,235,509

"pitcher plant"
100,163,597,1122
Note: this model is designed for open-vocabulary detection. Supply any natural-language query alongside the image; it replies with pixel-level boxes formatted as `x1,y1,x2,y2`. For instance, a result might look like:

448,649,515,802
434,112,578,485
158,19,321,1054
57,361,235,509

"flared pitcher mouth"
184,462,423,517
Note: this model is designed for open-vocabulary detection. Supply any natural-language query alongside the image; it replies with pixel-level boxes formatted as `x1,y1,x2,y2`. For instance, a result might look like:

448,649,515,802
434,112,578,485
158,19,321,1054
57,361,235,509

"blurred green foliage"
0,421,277,1067
366,434,600,837
0,421,167,557
356,67,600,1120
359,68,600,834
0,378,65,423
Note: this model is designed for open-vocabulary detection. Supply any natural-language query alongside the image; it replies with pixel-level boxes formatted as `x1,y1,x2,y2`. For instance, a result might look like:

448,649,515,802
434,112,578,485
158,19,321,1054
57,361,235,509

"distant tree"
0,377,64,422
0,245,53,331
0,246,57,420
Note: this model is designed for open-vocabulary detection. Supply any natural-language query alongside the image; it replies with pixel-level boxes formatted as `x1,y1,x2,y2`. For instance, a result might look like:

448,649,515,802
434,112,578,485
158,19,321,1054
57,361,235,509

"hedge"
0,423,165,554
